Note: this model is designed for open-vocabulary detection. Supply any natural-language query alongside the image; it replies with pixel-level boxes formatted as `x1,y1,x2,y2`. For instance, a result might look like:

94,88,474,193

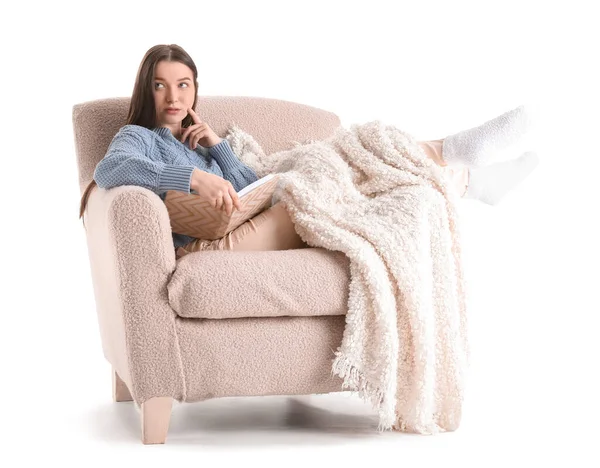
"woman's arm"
94,127,195,195
207,139,259,192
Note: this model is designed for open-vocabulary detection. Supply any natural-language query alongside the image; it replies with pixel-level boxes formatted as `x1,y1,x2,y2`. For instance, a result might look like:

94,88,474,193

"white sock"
465,151,539,205
443,105,533,168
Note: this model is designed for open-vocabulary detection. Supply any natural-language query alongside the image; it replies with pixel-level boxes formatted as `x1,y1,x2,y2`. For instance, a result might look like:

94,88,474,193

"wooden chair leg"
112,369,133,402
141,397,173,444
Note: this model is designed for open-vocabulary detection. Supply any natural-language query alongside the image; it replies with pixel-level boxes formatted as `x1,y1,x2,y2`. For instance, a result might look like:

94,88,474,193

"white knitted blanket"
225,120,470,434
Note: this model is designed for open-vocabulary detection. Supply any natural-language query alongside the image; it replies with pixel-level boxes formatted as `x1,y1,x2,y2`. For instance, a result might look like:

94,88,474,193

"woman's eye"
155,83,188,88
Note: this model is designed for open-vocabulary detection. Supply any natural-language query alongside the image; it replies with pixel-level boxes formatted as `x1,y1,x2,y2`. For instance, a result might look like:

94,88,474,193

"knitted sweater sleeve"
93,127,195,195
207,139,260,192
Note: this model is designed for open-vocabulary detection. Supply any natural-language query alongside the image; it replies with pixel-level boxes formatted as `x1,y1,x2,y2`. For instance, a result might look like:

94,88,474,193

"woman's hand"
191,169,242,216
181,107,222,149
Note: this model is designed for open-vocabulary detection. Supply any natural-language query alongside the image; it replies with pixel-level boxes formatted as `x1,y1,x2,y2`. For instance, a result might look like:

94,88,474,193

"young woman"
79,44,539,259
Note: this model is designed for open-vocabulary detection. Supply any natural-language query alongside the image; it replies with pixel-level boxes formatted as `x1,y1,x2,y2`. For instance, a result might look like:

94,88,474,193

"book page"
237,174,276,198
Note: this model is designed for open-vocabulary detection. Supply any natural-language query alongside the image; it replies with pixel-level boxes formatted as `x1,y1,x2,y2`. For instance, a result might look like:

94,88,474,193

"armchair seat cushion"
168,248,350,319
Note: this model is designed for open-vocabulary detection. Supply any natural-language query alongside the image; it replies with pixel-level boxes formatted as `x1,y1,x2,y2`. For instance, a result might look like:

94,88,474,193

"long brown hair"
78,44,199,224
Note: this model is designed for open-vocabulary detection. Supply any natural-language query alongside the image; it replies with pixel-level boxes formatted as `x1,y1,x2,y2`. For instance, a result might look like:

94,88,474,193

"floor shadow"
82,394,397,446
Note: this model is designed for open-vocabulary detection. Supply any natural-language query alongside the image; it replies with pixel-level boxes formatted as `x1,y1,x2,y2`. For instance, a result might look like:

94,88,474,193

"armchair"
72,96,353,444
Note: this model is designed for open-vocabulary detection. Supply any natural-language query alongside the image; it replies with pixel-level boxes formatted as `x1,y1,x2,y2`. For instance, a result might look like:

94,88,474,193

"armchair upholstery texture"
73,96,355,444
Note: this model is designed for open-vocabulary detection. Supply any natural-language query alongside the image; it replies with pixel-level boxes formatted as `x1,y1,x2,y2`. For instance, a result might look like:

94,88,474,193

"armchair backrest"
72,96,342,195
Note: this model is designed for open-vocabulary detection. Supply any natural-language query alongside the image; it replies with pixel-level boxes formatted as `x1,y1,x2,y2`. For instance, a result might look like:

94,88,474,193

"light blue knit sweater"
93,124,259,249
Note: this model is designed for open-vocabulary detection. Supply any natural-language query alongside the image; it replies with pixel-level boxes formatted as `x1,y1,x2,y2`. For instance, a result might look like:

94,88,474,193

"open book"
164,174,280,240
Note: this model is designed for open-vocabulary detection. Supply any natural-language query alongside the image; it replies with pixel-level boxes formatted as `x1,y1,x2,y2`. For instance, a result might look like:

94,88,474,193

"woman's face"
152,60,195,136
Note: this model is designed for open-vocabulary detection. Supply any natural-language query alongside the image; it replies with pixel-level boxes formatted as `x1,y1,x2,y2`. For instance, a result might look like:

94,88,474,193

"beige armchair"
73,96,354,444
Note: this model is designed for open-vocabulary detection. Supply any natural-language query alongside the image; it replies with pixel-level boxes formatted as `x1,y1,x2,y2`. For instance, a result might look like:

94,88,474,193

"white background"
1,0,598,465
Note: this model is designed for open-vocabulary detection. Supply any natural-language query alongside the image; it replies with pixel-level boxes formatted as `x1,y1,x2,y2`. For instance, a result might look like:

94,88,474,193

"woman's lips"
165,109,180,114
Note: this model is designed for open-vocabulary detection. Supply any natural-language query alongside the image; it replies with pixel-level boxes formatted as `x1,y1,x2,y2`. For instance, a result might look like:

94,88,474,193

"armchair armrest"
84,185,186,404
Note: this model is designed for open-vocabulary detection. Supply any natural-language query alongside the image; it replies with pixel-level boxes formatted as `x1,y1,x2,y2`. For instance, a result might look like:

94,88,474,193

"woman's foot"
464,151,539,205
442,105,533,168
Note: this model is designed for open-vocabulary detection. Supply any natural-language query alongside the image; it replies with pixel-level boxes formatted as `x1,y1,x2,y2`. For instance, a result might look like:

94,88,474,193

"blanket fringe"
331,352,395,432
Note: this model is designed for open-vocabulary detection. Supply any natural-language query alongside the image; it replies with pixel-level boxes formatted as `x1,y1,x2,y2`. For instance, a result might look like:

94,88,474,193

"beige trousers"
175,139,469,258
